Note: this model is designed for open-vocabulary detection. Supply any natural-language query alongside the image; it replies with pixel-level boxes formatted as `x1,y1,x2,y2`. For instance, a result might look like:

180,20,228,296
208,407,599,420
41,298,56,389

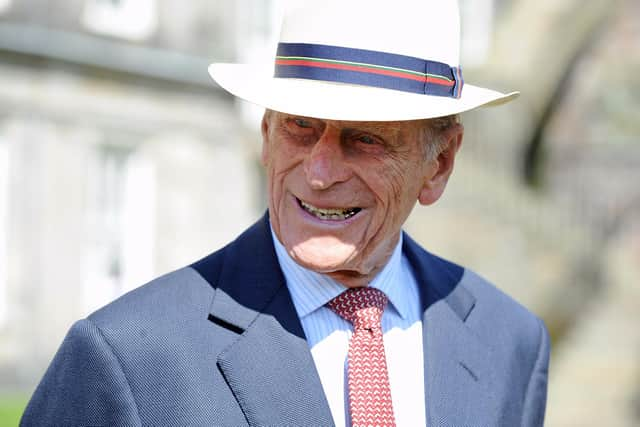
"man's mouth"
297,198,362,221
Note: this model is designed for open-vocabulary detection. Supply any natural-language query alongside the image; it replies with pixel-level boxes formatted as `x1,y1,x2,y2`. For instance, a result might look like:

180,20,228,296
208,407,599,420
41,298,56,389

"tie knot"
327,287,388,330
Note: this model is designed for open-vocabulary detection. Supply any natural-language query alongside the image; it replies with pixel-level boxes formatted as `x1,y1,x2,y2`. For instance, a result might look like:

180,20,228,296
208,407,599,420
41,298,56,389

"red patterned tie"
327,287,396,427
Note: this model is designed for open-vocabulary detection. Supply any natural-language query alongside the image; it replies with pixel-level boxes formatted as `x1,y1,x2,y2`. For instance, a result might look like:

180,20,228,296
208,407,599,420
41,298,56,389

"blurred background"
0,0,638,425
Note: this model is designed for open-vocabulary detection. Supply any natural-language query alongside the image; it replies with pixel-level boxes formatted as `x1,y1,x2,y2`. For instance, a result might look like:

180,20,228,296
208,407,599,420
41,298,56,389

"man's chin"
286,238,385,287
289,246,357,275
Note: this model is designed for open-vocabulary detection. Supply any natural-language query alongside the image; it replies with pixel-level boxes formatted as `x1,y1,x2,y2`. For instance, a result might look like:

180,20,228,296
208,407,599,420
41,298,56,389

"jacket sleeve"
20,319,142,427
521,317,551,427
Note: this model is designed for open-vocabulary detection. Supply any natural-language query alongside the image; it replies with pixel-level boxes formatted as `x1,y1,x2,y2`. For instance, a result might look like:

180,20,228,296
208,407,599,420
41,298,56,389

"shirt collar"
270,225,410,320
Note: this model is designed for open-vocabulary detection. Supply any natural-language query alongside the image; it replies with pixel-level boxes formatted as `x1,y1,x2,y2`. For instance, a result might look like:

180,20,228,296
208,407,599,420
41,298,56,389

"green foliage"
0,395,28,427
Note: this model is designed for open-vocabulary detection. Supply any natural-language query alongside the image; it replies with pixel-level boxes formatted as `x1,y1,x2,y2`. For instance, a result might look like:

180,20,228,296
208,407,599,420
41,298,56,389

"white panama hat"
209,0,518,121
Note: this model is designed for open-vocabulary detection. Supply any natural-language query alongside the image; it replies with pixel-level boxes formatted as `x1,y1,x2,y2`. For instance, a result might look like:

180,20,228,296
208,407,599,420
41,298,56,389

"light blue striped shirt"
271,228,426,427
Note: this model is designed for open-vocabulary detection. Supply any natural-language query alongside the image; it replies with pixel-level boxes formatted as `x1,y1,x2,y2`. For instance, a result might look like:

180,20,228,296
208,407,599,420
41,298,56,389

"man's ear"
418,123,463,206
260,110,272,166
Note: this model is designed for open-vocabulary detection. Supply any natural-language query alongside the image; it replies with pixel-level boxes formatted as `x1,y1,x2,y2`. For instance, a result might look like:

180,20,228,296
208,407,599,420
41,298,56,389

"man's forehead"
271,110,425,135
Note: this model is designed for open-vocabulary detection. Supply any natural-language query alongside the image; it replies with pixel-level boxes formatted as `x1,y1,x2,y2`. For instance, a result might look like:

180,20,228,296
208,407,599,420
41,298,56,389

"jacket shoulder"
460,268,545,339
87,214,272,331
88,265,217,329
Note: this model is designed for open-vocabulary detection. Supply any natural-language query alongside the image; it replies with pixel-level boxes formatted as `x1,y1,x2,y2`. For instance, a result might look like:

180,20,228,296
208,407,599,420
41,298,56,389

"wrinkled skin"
261,110,463,288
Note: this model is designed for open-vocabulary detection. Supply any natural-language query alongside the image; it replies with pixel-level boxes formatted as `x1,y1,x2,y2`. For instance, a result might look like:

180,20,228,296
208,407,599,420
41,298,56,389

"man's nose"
304,127,352,190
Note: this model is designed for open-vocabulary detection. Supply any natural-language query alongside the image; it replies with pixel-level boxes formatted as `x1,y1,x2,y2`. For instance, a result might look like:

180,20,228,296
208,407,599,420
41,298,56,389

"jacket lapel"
206,215,334,426
403,234,500,425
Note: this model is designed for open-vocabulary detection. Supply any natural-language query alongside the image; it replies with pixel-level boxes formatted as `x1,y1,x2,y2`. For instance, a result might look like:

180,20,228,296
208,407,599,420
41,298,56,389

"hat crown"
279,0,461,67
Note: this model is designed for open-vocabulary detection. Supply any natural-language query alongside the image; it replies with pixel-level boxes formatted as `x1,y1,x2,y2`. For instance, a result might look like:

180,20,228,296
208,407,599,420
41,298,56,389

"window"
0,0,11,15
119,151,156,292
459,0,495,67
83,144,156,315
235,0,281,63
83,145,130,314
82,0,158,41
0,137,8,326
234,0,283,126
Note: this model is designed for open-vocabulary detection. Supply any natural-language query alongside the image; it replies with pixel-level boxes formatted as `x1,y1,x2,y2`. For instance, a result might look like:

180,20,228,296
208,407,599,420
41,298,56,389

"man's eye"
294,118,313,128
357,135,376,145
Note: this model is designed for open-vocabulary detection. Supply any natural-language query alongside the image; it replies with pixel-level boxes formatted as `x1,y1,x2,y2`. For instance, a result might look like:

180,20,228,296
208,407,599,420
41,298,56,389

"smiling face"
261,110,462,287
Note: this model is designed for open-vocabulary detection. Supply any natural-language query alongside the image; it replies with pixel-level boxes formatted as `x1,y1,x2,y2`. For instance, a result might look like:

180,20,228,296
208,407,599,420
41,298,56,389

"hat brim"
209,63,519,121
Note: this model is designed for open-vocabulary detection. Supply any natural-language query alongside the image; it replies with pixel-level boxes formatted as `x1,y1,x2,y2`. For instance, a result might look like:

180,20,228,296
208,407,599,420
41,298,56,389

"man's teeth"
299,199,361,220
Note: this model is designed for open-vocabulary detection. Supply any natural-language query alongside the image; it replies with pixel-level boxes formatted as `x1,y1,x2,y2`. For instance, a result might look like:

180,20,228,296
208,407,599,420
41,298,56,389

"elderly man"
22,1,549,426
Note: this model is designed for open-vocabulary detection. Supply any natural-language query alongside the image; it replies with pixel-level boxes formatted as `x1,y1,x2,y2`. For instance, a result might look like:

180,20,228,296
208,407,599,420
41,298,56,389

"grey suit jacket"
21,214,549,426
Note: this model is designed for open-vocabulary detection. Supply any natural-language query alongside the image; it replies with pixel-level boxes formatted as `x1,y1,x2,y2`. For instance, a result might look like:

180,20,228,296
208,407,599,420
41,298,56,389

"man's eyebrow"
339,122,403,137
